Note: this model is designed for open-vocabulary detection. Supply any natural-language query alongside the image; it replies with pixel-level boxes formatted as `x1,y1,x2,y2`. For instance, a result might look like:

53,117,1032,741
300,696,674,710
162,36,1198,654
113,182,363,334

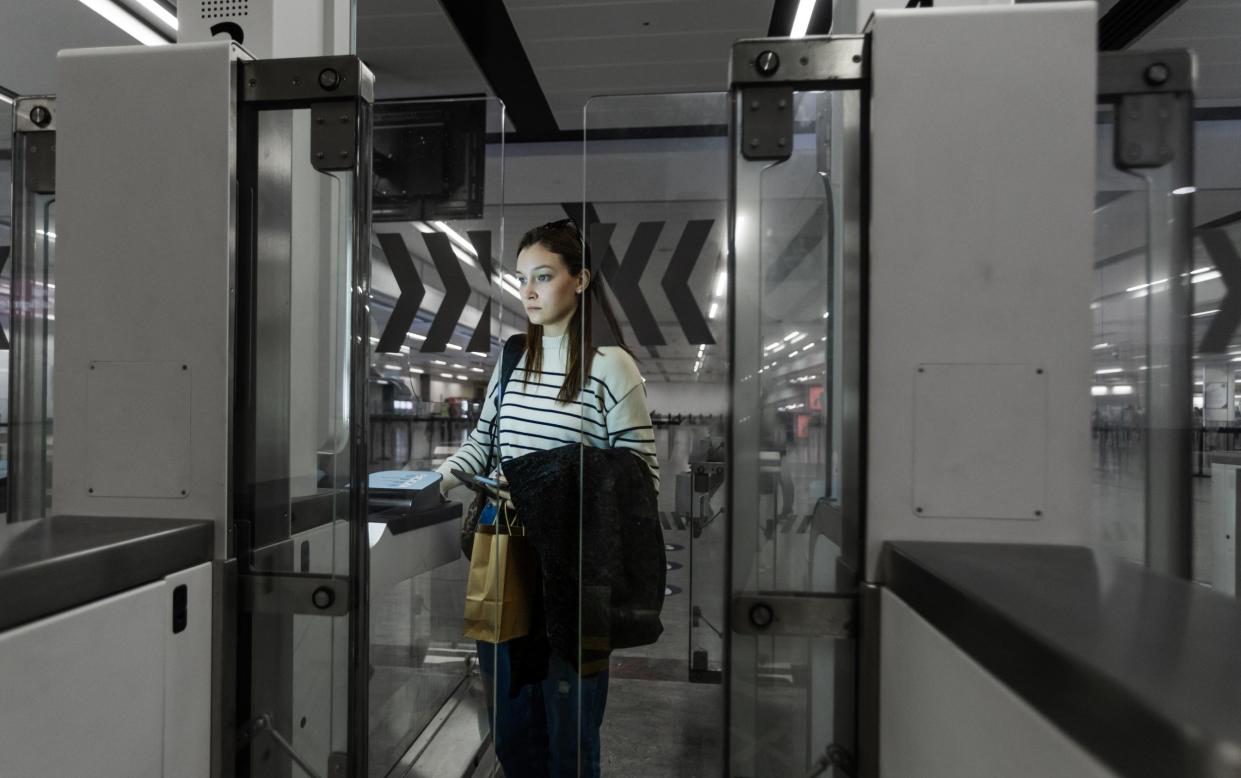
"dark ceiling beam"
1098,0,1189,51
438,0,559,135
768,0,832,37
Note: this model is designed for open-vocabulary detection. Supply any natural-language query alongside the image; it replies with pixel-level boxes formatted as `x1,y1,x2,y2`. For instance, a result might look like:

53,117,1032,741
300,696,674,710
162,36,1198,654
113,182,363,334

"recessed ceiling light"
77,0,169,45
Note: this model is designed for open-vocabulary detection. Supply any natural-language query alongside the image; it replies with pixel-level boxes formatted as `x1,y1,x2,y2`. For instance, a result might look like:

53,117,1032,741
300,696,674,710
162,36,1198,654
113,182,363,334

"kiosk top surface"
0,515,214,631
886,541,1241,777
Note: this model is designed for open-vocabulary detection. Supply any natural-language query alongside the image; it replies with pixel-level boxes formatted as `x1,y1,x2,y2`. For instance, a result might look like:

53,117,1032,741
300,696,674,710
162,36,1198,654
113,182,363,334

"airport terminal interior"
3,0,1241,776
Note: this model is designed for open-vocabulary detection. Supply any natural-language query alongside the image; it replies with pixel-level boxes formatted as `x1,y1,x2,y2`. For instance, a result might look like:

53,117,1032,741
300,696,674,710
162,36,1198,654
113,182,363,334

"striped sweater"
437,335,660,493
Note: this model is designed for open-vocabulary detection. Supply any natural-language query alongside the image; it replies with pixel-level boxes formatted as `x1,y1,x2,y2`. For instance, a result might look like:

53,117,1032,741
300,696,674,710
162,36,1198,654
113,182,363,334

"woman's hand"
495,474,512,504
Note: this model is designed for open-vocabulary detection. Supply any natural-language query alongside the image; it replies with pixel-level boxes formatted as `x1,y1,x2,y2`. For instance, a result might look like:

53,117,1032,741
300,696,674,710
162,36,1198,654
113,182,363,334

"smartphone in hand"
450,468,503,498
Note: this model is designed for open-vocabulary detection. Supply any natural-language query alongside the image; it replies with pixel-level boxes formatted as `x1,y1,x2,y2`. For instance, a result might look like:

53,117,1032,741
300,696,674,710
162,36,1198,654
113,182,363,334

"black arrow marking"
466,230,494,354
0,245,12,350
375,233,425,354
663,220,717,346
588,222,666,346
422,232,471,353
1199,229,1241,354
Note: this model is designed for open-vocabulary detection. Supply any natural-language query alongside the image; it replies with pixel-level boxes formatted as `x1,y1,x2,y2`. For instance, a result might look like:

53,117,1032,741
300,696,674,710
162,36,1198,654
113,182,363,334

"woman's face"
515,242,585,337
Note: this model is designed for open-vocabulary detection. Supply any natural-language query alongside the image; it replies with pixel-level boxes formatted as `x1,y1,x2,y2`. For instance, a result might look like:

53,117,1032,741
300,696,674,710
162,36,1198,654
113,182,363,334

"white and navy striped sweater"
437,336,660,493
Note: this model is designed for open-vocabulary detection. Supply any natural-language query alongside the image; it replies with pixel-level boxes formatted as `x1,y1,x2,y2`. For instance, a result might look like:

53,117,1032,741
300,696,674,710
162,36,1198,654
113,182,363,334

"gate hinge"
239,572,350,616
732,591,855,638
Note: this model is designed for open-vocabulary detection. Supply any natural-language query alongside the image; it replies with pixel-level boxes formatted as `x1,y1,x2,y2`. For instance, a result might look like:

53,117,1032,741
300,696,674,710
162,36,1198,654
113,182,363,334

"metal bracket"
310,101,358,172
741,86,795,162
239,572,350,616
14,96,55,133
1098,49,1194,170
327,752,347,777
14,97,56,194
240,55,375,105
731,36,865,88
732,591,855,638
239,56,373,173
808,743,857,778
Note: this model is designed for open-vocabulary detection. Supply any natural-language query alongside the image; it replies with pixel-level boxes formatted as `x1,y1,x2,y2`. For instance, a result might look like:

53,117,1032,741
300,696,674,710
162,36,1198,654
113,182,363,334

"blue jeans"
477,641,610,778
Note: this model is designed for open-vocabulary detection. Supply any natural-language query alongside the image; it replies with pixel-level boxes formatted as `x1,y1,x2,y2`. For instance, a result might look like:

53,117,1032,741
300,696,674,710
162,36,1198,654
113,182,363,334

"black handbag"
460,334,526,559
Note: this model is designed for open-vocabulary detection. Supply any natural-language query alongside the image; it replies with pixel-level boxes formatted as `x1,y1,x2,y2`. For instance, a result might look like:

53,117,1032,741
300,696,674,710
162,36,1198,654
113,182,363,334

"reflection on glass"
1091,144,1152,566
7,112,56,523
240,107,360,774
365,97,510,777
733,90,841,777
577,91,729,776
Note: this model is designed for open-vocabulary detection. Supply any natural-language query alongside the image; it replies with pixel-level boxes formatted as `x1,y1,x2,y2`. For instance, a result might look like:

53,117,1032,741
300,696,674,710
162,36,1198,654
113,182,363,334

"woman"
437,218,659,777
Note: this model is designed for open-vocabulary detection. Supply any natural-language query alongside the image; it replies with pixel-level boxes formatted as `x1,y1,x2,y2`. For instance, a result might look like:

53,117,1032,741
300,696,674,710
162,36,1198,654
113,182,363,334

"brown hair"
516,219,630,404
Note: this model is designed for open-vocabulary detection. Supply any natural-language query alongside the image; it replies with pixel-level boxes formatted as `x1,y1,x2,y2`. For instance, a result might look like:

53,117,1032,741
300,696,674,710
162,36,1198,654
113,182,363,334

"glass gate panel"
1092,111,1153,565
235,72,373,776
731,89,853,778
579,91,730,775
366,96,508,777
8,97,57,523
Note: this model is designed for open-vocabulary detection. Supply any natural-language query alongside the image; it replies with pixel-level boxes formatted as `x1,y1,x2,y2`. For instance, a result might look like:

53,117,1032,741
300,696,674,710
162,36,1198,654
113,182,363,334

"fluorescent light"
400,345,411,354
1095,367,1123,375
446,343,462,351
783,331,802,342
432,359,447,366
822,311,829,319
470,367,485,373
787,332,806,344
410,221,435,233
77,0,169,45
1192,309,1220,318
1127,276,1171,293
1091,386,1108,396
789,349,801,357
382,364,401,371
411,368,424,374
441,372,454,379
451,246,477,268
708,302,719,320
457,374,468,380
0,94,12,105
1172,186,1197,196
132,0,177,30
1193,271,1222,284
715,272,727,297
1093,343,1111,350
790,0,817,38
1111,385,1134,396
471,351,488,357
369,337,379,344
694,361,701,372
407,333,426,341
769,343,785,353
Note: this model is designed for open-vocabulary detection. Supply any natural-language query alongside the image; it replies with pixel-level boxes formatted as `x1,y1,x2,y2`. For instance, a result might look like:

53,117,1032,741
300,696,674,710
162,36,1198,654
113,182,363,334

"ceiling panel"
357,0,491,100
0,0,136,94
507,0,771,130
